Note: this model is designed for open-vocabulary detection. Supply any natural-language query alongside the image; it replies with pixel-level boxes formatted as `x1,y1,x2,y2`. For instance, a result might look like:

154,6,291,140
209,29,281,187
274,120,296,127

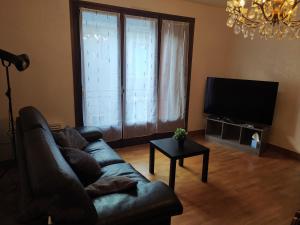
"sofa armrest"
139,181,183,216
75,126,103,142
291,211,300,225
93,181,183,225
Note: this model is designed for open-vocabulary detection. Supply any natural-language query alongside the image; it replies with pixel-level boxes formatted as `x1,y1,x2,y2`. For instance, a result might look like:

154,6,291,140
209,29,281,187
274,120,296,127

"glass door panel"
80,9,122,141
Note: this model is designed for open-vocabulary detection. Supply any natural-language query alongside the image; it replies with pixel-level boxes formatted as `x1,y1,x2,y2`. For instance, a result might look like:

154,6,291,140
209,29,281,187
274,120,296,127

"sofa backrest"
16,106,97,224
19,106,51,132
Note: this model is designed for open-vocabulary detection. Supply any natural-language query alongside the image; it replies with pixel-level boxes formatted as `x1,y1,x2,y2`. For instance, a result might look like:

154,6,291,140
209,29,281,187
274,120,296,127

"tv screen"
204,77,279,125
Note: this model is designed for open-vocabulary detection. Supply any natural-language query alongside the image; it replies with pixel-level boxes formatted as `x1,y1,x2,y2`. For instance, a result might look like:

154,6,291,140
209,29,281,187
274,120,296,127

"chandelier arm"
282,21,290,27
241,16,260,26
290,1,300,13
282,20,300,28
290,18,300,22
240,12,260,24
239,21,259,27
290,0,300,13
253,2,273,22
279,0,288,20
284,19,300,24
234,5,261,25
280,0,300,21
280,0,288,9
289,20,300,25
282,20,297,28
281,13,291,21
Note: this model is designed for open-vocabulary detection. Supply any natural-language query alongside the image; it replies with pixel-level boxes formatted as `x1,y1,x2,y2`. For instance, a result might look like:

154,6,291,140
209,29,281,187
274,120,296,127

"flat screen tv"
204,77,279,125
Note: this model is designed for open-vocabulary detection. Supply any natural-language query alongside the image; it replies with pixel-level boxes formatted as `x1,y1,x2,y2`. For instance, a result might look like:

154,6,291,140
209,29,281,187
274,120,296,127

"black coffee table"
149,137,210,190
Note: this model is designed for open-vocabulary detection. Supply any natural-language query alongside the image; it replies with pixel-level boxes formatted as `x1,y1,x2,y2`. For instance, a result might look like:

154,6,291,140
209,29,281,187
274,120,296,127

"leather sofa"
16,106,183,225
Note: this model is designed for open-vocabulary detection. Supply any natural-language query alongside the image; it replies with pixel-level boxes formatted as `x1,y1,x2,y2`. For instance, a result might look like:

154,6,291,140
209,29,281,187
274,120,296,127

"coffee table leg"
169,158,177,190
179,158,184,167
202,151,209,182
149,144,155,174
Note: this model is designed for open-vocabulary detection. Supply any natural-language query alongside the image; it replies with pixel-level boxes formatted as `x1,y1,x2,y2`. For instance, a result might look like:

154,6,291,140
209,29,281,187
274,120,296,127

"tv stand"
205,116,270,156
208,115,242,124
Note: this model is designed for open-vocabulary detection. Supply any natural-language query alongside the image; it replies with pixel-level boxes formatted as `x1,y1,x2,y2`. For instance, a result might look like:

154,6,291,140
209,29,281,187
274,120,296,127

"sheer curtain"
80,9,122,141
123,16,158,138
80,10,190,140
158,20,190,133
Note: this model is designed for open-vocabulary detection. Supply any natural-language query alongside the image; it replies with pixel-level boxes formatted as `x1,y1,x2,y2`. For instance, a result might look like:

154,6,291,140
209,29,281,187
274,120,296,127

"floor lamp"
0,49,30,160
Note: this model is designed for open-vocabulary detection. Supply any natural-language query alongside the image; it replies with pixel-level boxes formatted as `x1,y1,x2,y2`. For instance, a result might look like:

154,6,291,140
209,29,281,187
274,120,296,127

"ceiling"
186,0,226,7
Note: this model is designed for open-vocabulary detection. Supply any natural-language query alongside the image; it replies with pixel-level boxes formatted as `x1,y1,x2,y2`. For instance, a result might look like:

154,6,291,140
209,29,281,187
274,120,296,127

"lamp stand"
1,60,16,160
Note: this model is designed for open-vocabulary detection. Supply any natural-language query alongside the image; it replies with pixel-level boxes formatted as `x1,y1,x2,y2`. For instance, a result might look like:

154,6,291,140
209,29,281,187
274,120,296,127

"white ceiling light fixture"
226,0,300,40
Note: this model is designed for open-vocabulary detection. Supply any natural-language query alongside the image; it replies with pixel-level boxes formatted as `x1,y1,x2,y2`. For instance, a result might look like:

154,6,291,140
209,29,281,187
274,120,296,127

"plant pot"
177,139,185,148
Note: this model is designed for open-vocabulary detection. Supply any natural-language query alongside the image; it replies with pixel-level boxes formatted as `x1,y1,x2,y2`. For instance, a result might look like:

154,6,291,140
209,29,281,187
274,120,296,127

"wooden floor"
117,135,300,225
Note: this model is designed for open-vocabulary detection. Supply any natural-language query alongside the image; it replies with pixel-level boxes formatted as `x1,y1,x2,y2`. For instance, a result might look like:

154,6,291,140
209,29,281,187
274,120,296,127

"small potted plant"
173,128,188,148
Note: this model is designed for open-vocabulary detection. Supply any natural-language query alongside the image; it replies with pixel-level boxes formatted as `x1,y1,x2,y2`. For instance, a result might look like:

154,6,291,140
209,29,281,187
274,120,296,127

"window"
70,1,195,143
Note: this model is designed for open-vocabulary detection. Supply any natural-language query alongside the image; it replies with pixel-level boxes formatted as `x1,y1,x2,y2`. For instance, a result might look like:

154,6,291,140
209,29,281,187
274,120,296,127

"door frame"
69,0,195,147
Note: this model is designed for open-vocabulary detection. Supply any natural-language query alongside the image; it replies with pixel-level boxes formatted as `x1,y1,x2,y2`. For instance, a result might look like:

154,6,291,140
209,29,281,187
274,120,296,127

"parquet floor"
117,135,300,225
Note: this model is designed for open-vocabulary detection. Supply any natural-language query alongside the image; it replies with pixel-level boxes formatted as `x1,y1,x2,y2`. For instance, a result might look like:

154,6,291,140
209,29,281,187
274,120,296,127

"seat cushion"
84,140,124,167
100,163,149,184
93,181,183,225
85,176,137,198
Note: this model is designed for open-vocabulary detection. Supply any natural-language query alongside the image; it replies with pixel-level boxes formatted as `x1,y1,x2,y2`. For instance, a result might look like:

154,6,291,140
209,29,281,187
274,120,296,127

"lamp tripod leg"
5,65,16,161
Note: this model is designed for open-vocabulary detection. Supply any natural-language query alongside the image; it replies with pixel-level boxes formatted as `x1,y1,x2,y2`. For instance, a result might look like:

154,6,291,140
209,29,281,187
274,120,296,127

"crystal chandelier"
226,0,300,40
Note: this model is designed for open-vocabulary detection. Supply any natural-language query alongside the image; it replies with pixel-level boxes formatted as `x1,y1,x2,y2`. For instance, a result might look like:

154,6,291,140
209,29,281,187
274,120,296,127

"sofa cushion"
84,140,124,166
85,176,137,198
60,147,102,186
100,163,149,184
53,127,89,149
93,181,183,225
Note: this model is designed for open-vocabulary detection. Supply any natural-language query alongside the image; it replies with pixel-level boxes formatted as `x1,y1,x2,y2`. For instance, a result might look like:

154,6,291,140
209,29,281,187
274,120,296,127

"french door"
72,2,194,142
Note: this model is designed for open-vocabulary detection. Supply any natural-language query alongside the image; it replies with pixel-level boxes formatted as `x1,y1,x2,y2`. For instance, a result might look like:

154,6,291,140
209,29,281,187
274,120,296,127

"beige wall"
224,36,300,153
0,0,231,154
0,0,74,144
1,0,298,156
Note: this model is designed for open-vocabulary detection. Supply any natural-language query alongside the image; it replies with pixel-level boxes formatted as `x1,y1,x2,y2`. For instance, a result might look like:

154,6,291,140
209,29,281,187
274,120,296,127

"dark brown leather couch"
16,106,183,225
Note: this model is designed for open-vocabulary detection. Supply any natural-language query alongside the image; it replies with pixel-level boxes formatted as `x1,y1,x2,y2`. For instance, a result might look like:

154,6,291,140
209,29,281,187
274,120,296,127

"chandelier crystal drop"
226,0,300,40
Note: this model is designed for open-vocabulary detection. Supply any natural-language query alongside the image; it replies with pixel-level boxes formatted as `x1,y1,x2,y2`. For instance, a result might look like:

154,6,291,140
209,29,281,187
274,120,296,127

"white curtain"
80,10,190,140
80,9,122,141
123,16,158,138
158,20,189,133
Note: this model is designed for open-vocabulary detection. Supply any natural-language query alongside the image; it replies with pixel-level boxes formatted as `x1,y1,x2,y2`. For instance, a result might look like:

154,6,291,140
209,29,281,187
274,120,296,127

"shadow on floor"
0,162,20,225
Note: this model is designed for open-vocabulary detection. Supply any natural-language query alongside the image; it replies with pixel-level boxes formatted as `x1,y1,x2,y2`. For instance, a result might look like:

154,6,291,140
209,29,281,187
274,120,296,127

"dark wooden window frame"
69,0,195,147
